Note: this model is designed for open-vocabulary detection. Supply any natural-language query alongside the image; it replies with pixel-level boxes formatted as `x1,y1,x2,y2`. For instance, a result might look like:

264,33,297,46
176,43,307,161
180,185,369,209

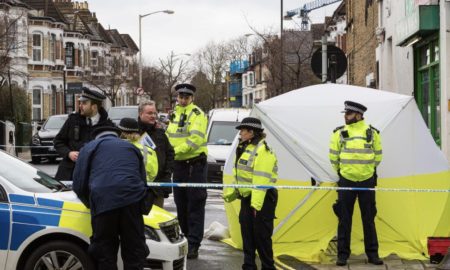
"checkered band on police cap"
79,87,106,102
343,100,367,114
118,117,139,133
175,83,196,95
235,117,264,131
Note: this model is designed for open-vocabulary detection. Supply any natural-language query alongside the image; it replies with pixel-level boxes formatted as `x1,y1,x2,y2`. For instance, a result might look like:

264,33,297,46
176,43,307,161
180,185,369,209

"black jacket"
139,119,174,197
54,107,114,180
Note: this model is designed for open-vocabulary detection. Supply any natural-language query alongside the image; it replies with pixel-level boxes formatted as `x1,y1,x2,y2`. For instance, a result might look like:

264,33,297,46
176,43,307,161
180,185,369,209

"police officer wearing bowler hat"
223,116,278,270
166,83,208,259
54,87,114,180
329,101,383,266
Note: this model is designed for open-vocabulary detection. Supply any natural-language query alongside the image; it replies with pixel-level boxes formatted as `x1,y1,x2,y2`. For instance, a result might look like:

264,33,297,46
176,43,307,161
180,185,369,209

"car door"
0,184,10,269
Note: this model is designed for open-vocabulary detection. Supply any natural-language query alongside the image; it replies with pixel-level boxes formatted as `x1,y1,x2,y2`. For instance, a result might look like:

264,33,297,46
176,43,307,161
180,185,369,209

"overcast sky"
87,0,341,65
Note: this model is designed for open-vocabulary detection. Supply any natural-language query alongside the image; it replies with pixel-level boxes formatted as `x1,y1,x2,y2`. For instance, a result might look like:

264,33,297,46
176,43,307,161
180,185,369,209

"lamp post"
138,10,174,92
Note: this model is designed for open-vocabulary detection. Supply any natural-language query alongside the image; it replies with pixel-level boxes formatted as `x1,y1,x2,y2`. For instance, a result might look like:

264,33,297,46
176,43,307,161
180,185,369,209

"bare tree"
193,41,229,109
83,56,130,107
247,24,322,98
0,9,30,122
158,51,190,109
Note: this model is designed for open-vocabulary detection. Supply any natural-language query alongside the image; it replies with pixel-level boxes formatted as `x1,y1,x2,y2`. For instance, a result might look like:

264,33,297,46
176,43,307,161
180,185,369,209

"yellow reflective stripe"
237,164,252,172
186,140,199,149
340,159,374,164
329,149,339,155
342,148,374,154
253,170,272,179
374,150,382,154
375,161,381,166
190,130,205,138
330,160,339,165
167,133,189,138
342,136,367,141
236,176,252,183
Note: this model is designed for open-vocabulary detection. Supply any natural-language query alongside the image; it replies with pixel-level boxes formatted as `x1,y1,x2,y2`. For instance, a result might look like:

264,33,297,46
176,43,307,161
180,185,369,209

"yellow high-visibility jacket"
329,120,382,181
166,103,208,161
128,140,159,183
224,139,278,211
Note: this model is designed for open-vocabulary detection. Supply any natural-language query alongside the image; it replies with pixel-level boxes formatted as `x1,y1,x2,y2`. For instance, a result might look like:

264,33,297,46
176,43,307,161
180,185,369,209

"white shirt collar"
88,113,100,126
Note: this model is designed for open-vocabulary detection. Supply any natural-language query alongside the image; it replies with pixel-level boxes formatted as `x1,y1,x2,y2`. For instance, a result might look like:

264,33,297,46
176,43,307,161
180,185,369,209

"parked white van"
206,108,250,184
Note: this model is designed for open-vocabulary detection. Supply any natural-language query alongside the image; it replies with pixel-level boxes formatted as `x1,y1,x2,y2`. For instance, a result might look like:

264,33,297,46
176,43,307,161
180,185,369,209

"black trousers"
335,176,379,260
173,158,207,249
239,189,278,270
89,201,149,270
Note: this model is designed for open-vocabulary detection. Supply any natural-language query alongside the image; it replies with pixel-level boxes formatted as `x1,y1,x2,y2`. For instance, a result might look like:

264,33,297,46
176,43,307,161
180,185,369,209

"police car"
0,150,187,270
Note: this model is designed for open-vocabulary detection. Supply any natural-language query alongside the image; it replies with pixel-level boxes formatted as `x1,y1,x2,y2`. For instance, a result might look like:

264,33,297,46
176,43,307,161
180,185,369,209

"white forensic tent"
223,84,450,262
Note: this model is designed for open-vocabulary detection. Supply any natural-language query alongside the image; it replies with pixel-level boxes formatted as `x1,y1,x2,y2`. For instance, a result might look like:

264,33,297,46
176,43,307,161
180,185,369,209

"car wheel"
31,156,41,164
23,240,95,270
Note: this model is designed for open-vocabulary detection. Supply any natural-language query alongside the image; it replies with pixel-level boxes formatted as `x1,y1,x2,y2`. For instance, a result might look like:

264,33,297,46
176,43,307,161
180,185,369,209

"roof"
120,34,139,52
22,0,66,23
106,29,127,48
0,0,32,9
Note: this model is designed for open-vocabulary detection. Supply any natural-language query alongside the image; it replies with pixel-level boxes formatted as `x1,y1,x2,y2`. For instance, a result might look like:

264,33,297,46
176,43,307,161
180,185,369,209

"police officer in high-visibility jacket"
166,83,208,259
223,117,278,270
118,118,159,183
329,101,383,267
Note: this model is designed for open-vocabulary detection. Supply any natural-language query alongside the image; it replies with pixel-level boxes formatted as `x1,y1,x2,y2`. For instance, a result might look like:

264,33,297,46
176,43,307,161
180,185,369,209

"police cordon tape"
57,181,450,193
146,182,450,193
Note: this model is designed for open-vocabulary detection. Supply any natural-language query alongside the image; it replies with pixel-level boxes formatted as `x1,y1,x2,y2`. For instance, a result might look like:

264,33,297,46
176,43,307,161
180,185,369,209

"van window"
207,121,239,145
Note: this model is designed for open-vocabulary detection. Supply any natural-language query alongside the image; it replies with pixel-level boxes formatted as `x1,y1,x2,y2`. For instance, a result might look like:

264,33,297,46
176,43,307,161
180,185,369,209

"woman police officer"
223,117,278,270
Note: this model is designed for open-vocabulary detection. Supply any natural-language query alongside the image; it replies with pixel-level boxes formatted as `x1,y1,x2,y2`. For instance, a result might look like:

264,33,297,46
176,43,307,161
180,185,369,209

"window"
415,37,440,146
32,88,42,121
79,44,84,67
91,51,98,72
248,72,255,86
50,34,56,61
32,33,42,61
65,42,74,68
51,85,57,115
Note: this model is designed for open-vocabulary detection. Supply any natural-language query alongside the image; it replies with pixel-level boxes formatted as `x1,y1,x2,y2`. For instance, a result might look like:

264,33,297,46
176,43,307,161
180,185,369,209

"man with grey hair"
138,100,174,208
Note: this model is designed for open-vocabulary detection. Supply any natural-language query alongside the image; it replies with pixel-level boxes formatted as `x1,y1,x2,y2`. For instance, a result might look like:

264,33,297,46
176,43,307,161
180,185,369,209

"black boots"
336,258,347,266
187,246,199,259
368,257,384,265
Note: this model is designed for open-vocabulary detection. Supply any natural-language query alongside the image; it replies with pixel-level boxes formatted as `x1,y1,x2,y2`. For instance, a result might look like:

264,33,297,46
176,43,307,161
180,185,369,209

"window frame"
32,32,42,62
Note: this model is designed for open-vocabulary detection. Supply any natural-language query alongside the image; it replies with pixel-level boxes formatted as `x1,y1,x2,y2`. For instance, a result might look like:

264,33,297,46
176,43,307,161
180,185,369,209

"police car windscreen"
207,121,239,145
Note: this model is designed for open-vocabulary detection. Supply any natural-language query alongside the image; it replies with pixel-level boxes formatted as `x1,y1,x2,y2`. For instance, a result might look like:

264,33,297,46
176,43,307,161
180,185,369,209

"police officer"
72,125,149,270
329,101,383,266
54,87,114,180
138,100,174,208
166,83,208,259
223,117,278,270
119,117,159,183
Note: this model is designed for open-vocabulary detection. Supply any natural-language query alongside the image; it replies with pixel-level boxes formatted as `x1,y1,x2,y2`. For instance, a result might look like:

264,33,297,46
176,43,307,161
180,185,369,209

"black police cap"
118,118,139,133
175,83,196,95
91,126,121,138
79,87,106,102
342,101,367,114
236,117,264,132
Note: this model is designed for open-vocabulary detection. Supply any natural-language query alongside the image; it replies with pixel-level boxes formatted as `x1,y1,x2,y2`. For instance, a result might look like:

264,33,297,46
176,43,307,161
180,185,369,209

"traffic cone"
437,247,450,270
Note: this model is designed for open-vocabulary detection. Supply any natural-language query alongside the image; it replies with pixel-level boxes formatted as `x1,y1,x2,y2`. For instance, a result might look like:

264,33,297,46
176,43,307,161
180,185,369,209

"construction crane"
285,0,342,30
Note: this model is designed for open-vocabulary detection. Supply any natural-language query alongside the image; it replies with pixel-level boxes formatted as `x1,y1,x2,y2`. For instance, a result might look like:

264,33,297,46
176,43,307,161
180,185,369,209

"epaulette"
192,108,201,115
333,125,344,133
263,141,271,152
370,125,380,133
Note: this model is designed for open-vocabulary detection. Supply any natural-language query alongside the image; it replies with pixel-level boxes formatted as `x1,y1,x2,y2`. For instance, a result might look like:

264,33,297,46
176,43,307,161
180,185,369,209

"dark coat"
139,119,174,197
54,107,114,180
72,134,147,216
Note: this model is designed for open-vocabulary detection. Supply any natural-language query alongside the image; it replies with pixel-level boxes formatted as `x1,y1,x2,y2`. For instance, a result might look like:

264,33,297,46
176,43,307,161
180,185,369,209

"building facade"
1,0,139,122
376,0,450,158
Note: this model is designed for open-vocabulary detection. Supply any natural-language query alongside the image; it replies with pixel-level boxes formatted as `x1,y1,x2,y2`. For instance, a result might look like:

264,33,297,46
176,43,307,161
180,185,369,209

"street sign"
311,45,347,83
136,87,144,96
